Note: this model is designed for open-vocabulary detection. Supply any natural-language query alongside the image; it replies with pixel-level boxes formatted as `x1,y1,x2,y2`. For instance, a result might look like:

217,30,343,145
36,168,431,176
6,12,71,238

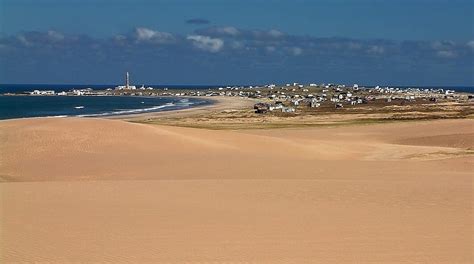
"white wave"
176,103,191,107
76,103,176,117
74,106,85,109
45,115,69,118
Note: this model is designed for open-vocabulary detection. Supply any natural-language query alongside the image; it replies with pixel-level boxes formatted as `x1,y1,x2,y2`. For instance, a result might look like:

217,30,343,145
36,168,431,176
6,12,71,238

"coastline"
108,96,258,121
2,83,473,126
2,94,471,129
0,95,222,121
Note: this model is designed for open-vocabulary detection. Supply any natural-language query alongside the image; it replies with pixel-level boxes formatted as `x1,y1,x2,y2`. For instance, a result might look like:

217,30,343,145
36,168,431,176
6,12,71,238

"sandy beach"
111,96,258,121
0,110,473,263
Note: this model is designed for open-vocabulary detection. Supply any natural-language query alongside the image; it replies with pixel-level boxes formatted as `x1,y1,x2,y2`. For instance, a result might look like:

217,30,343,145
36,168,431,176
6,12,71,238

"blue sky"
1,0,473,85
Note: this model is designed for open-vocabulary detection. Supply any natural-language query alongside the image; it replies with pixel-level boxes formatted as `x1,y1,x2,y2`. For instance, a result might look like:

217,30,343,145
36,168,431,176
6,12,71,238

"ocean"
0,84,220,120
0,96,211,120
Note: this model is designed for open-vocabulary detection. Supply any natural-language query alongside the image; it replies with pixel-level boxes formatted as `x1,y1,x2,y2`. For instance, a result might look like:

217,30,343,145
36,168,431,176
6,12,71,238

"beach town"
4,72,473,124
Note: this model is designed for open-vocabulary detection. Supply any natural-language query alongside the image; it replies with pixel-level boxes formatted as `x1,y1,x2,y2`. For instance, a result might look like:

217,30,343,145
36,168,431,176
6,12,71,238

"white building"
30,90,55,95
72,90,84,96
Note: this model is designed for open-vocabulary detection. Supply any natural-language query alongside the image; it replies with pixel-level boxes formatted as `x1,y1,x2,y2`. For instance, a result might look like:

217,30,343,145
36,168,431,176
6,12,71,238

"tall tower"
126,72,130,89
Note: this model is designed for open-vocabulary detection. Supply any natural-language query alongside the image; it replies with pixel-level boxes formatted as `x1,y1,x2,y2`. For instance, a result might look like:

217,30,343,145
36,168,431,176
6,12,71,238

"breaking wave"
76,102,177,117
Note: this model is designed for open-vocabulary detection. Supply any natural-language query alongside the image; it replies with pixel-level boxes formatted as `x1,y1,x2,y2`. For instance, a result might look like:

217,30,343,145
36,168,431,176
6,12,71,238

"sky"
0,0,473,85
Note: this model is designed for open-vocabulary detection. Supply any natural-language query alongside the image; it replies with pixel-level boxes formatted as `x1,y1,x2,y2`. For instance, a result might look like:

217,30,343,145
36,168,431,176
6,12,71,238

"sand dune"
0,118,473,263
1,118,472,181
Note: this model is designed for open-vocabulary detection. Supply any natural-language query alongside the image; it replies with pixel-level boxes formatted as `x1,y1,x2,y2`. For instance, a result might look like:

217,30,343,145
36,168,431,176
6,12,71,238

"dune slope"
0,118,472,263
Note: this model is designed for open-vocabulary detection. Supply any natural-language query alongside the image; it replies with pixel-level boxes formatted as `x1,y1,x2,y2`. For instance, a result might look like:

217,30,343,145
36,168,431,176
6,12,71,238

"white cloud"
17,35,31,46
187,35,224,53
467,40,474,50
436,50,457,58
215,26,240,36
348,42,362,50
231,41,244,49
135,27,175,43
265,46,276,52
367,45,384,54
268,29,284,38
114,35,127,41
47,30,64,41
291,47,303,56
431,40,455,50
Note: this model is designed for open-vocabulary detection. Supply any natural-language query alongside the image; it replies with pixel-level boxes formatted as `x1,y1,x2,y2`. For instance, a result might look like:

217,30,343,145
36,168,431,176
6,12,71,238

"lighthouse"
126,71,130,90
115,72,137,90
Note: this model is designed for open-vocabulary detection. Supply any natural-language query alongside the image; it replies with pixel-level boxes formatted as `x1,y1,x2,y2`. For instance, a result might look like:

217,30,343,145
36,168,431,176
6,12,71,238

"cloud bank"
0,27,473,85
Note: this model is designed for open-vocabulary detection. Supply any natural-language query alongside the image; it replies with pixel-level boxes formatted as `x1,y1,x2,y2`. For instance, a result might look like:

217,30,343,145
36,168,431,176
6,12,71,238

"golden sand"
0,117,472,263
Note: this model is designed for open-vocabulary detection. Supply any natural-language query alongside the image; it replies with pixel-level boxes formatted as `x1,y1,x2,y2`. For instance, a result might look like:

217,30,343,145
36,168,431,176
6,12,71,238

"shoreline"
0,96,258,123
108,96,257,121
1,94,471,130
2,84,473,126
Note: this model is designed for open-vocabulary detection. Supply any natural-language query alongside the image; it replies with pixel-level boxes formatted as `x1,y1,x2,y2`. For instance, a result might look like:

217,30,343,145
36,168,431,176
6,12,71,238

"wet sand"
0,117,472,263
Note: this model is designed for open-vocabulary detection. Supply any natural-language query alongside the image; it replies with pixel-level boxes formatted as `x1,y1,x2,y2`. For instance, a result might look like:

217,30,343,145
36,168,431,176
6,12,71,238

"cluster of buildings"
29,88,105,96
30,90,56,95
248,83,470,114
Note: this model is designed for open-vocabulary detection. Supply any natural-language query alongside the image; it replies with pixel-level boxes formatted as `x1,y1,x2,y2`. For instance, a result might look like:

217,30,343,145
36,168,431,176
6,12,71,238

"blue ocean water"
0,96,211,120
